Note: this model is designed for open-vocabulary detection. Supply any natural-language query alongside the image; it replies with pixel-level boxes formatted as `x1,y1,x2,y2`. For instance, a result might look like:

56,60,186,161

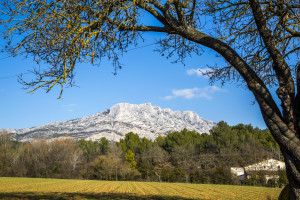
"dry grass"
0,177,281,200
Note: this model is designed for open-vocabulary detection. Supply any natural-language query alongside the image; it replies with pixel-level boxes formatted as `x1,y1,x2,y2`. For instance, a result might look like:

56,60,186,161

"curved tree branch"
249,0,296,125
119,25,174,33
135,0,168,25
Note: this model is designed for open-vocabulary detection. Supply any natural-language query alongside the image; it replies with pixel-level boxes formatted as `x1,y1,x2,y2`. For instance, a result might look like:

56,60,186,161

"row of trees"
0,122,286,187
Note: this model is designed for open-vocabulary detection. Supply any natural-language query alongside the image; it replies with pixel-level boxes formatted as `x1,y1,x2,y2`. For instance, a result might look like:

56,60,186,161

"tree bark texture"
281,149,300,199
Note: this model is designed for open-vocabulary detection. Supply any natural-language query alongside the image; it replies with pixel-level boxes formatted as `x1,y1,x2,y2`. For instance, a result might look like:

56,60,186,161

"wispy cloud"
186,68,214,78
165,86,226,100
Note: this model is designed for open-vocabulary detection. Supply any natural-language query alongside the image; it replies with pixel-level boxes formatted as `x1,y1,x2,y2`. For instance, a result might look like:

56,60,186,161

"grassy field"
0,177,281,200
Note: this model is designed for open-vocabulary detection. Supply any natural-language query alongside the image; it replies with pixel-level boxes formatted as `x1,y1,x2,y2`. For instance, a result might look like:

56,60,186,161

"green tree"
160,129,202,152
126,150,137,172
1,0,300,198
210,121,233,150
278,170,289,188
117,132,151,154
0,132,11,176
125,149,140,179
77,138,109,161
99,137,110,155
0,146,7,176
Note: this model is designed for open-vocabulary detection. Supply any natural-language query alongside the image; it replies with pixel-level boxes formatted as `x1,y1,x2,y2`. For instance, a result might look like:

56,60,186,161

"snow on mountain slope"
2,103,216,142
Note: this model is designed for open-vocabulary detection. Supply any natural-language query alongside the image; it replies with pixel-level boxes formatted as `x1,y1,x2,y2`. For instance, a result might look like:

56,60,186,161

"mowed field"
0,177,281,200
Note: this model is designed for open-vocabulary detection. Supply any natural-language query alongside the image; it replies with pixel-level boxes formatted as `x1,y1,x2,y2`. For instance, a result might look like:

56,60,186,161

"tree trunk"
115,167,118,181
279,148,300,200
154,171,161,182
185,174,189,183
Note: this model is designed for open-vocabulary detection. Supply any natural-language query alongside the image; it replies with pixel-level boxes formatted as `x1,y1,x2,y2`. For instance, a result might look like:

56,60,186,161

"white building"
231,159,285,182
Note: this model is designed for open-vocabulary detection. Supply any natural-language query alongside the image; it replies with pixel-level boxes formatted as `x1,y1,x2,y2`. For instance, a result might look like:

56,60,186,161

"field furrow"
0,177,281,200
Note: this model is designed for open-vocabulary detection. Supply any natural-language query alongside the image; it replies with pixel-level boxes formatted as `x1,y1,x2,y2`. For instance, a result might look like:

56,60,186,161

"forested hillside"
0,121,286,187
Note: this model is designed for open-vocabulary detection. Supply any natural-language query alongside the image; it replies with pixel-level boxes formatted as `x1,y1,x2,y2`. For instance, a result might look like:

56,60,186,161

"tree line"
0,121,287,187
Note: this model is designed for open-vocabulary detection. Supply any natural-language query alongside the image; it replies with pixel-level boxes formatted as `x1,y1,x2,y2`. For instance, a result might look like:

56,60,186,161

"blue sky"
0,32,271,130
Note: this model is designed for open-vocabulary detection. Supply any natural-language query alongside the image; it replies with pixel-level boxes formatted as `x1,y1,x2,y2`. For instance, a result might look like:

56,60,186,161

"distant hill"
2,103,216,142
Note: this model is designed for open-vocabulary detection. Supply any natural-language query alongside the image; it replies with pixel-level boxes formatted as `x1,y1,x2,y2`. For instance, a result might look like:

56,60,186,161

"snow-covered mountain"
2,103,216,142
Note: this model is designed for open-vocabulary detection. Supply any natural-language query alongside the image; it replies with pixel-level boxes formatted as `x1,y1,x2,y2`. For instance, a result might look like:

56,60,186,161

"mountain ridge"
2,103,216,142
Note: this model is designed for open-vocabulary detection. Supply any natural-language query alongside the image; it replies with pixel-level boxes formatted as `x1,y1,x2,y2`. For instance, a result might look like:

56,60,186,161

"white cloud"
165,86,226,100
172,88,202,99
209,85,224,92
186,68,214,78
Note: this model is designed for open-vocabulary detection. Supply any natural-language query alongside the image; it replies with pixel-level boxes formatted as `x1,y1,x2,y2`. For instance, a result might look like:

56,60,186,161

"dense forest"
0,121,287,187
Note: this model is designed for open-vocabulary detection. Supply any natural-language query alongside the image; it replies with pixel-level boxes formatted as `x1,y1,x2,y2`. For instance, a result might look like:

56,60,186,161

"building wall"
231,159,285,182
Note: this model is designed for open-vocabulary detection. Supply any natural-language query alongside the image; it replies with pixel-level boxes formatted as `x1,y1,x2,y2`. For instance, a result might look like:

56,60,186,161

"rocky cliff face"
3,103,216,142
